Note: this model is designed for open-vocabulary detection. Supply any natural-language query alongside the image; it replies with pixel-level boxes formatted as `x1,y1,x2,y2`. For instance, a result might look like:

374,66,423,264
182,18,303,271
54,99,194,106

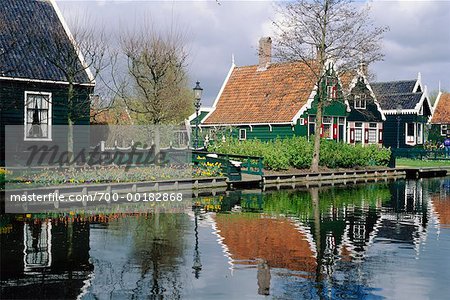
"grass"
396,158,450,168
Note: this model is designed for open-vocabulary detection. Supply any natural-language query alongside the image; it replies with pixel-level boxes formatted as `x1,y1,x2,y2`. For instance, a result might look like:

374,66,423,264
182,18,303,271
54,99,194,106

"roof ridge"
372,79,416,84
378,91,423,96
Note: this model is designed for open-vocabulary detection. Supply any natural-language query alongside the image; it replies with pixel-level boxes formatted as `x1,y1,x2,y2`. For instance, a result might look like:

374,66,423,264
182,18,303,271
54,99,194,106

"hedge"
208,137,391,171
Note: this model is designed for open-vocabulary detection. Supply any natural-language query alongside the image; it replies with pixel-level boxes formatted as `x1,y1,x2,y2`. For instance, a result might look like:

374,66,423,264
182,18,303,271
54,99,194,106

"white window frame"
24,91,52,141
354,94,366,109
322,116,333,139
239,128,247,141
405,122,416,146
354,122,363,143
368,123,378,144
417,123,423,144
441,125,448,136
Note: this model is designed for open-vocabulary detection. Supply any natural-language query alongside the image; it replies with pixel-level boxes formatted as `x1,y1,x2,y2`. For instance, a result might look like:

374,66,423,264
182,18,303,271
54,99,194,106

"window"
354,94,366,109
24,92,52,141
368,123,377,144
322,116,333,139
239,128,246,140
406,122,416,145
441,125,448,136
308,115,316,138
355,122,363,143
327,85,338,101
417,123,423,144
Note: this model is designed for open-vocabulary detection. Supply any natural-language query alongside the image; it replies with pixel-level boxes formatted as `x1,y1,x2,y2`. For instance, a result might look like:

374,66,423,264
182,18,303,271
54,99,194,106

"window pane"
355,128,362,141
407,123,415,137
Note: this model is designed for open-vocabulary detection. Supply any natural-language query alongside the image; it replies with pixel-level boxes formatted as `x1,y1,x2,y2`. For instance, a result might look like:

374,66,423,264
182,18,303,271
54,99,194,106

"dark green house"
0,0,95,165
429,92,450,143
371,73,432,148
341,66,385,146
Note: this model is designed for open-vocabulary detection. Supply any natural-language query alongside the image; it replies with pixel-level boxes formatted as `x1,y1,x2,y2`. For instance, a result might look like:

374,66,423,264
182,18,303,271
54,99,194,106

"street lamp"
396,105,402,149
193,81,203,149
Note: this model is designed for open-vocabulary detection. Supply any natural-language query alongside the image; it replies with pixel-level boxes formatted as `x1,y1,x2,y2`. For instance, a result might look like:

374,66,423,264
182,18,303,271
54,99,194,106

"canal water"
1,177,450,299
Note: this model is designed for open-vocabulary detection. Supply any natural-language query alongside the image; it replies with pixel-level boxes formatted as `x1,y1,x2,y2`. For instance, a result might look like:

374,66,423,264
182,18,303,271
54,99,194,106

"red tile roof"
203,61,318,125
431,93,450,124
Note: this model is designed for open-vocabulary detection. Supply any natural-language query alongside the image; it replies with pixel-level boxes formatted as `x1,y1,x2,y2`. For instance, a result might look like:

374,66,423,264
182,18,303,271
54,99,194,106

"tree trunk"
311,99,323,172
67,82,74,164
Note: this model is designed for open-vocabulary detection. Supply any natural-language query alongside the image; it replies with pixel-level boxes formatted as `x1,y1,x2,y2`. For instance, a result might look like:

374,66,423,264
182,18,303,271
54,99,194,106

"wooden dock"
399,167,448,179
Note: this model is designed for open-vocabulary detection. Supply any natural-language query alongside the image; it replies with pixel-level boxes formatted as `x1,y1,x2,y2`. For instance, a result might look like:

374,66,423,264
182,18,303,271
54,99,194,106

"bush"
209,137,391,171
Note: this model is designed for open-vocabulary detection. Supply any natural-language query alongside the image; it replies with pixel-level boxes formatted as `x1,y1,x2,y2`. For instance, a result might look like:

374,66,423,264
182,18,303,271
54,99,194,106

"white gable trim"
414,85,433,121
50,0,95,84
188,107,213,123
202,62,236,124
291,86,317,125
412,72,423,93
346,71,386,121
430,91,443,124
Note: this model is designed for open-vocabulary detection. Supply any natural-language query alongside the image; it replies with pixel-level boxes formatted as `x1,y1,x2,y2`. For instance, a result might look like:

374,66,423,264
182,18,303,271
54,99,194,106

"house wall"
383,114,428,148
0,79,93,166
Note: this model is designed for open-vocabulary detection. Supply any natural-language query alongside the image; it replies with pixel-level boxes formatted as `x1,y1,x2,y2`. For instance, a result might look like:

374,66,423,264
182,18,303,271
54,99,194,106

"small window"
239,128,247,140
309,115,316,123
368,123,377,144
24,92,52,141
354,94,366,109
327,85,338,101
441,125,448,136
322,116,332,124
406,122,416,145
338,117,345,125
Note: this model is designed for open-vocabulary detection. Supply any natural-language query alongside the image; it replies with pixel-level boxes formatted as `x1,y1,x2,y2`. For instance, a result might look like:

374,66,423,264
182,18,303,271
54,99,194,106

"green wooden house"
190,38,386,147
192,37,348,144
0,0,95,165
341,65,385,146
371,73,432,148
429,91,450,142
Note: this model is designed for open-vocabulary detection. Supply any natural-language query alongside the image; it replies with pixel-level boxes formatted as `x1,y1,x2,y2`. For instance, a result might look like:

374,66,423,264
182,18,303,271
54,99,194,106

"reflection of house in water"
374,180,430,255
23,220,52,273
213,213,317,295
1,218,92,299
430,179,450,229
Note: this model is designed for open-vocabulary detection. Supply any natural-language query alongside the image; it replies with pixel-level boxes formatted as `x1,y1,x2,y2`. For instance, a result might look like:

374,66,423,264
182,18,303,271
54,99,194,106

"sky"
56,0,450,106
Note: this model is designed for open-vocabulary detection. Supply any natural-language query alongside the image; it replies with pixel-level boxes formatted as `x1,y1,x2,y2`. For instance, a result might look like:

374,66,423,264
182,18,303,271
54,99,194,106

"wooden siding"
1,79,93,165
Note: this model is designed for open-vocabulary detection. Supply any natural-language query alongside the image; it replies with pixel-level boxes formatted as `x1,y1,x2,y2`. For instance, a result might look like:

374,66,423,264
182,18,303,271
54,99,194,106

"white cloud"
56,0,450,104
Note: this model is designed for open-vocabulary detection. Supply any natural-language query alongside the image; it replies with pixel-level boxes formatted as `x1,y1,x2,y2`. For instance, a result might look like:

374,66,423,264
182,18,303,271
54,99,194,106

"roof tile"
203,61,318,124
431,93,450,124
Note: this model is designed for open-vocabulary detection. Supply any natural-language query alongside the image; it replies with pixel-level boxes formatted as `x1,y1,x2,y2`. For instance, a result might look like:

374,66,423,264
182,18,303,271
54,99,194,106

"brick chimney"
258,37,272,71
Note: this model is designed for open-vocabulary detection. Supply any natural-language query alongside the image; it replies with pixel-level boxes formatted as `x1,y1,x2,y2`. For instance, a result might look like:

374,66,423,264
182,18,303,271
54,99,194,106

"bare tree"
112,27,193,126
274,0,388,172
34,17,108,158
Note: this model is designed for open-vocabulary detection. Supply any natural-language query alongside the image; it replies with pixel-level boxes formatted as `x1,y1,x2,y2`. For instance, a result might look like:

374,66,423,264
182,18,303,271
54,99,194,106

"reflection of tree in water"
129,213,189,298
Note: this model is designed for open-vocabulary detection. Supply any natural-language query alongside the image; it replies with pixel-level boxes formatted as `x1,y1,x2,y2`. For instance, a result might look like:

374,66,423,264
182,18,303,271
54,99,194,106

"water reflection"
1,178,449,299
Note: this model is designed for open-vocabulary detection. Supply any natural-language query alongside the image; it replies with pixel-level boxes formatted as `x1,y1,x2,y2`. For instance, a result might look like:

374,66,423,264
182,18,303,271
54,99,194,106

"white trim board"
50,0,95,84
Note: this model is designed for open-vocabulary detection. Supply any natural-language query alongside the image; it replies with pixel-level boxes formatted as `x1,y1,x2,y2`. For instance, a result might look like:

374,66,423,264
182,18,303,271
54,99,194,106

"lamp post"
193,81,203,149
396,105,402,149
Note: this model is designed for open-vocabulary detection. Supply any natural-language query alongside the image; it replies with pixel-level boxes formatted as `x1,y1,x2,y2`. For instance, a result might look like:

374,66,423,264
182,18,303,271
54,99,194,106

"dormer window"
354,94,366,109
24,91,52,141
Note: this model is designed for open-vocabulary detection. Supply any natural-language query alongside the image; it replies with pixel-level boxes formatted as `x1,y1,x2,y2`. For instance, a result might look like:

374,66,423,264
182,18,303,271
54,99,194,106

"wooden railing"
192,151,264,181
392,148,449,160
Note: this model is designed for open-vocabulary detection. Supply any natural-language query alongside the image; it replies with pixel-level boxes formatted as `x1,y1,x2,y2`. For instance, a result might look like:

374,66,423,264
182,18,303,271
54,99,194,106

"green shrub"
209,137,391,171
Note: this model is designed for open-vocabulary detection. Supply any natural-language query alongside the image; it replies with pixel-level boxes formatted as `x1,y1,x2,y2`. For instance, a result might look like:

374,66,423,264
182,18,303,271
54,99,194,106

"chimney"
258,37,272,71
359,61,368,77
